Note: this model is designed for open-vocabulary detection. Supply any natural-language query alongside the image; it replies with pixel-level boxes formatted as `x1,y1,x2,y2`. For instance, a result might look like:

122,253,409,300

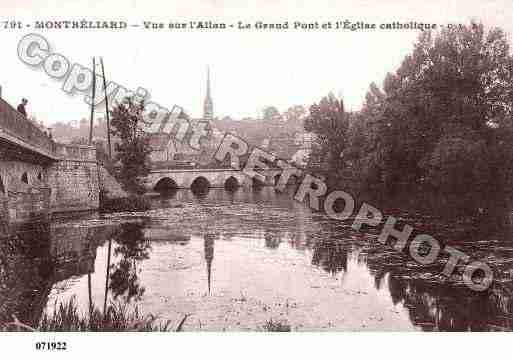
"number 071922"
35,342,67,350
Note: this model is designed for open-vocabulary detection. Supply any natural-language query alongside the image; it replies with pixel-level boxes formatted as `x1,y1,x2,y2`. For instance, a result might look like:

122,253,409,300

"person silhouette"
17,98,28,117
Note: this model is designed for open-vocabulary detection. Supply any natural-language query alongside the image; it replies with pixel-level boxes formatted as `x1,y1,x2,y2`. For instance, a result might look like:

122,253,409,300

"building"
149,67,221,167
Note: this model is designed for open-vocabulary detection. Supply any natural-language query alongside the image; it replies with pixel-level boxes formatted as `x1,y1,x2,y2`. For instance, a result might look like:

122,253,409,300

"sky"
1,0,513,126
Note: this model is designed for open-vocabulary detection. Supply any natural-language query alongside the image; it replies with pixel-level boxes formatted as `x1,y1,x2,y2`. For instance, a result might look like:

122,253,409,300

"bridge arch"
154,177,178,192
21,172,29,184
191,176,210,192
252,177,265,189
274,174,281,186
224,176,239,191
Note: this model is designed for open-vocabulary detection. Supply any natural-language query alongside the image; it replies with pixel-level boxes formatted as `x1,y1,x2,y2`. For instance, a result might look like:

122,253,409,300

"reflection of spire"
204,233,215,294
203,66,213,121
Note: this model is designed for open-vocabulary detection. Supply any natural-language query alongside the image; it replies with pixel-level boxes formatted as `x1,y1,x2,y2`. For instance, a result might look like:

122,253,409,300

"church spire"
206,66,211,98
203,66,213,121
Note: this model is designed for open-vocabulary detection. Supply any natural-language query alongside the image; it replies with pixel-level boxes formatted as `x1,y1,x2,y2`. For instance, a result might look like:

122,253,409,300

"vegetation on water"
262,319,292,332
2,296,292,332
304,22,513,217
2,297,174,332
99,191,152,213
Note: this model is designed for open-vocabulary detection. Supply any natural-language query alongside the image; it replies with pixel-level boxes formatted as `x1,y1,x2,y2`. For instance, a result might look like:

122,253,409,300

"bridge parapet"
0,97,54,155
0,99,100,220
0,98,97,162
147,168,284,190
54,143,96,162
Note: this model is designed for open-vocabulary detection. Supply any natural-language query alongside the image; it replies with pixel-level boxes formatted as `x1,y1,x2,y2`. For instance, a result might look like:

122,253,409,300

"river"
1,187,513,331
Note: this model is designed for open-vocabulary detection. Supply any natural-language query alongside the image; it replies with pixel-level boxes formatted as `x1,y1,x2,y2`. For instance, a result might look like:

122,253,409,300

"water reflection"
191,178,210,199
2,187,513,331
204,233,215,294
311,237,349,275
362,245,513,331
0,216,118,327
109,223,151,303
0,221,53,326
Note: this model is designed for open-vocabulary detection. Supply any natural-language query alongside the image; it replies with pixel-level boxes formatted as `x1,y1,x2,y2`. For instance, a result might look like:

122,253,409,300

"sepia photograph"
1,0,513,356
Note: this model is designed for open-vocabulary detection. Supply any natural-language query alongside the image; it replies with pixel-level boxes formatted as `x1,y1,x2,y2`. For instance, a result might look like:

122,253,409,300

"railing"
0,98,96,161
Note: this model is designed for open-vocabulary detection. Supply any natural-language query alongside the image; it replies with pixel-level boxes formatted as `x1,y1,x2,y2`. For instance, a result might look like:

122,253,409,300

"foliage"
419,130,490,194
340,22,513,213
99,193,151,213
262,106,283,121
110,97,152,193
94,139,113,167
304,93,350,183
3,297,172,332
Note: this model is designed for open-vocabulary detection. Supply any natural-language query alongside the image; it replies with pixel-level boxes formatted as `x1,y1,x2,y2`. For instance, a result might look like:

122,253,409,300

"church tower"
203,66,214,121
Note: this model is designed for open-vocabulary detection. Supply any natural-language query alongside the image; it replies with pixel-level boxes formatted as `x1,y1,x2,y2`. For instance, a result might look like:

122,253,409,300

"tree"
348,22,513,202
344,82,388,187
420,130,490,194
110,97,152,193
262,106,283,122
304,93,350,182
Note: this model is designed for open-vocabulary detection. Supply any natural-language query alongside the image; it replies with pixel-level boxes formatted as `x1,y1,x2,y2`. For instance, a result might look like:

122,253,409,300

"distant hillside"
50,105,310,163
212,106,307,160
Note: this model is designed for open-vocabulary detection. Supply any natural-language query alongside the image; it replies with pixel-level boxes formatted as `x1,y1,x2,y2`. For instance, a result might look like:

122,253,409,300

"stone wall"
1,96,103,220
0,144,102,221
146,168,282,190
98,165,128,199
0,160,50,223
47,159,100,213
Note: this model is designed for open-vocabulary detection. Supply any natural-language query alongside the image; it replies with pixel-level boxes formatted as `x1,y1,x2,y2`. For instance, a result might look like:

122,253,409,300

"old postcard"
0,0,512,357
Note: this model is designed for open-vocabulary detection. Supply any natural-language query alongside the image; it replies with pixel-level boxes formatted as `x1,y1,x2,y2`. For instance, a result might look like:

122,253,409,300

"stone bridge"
146,168,287,191
0,97,99,224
